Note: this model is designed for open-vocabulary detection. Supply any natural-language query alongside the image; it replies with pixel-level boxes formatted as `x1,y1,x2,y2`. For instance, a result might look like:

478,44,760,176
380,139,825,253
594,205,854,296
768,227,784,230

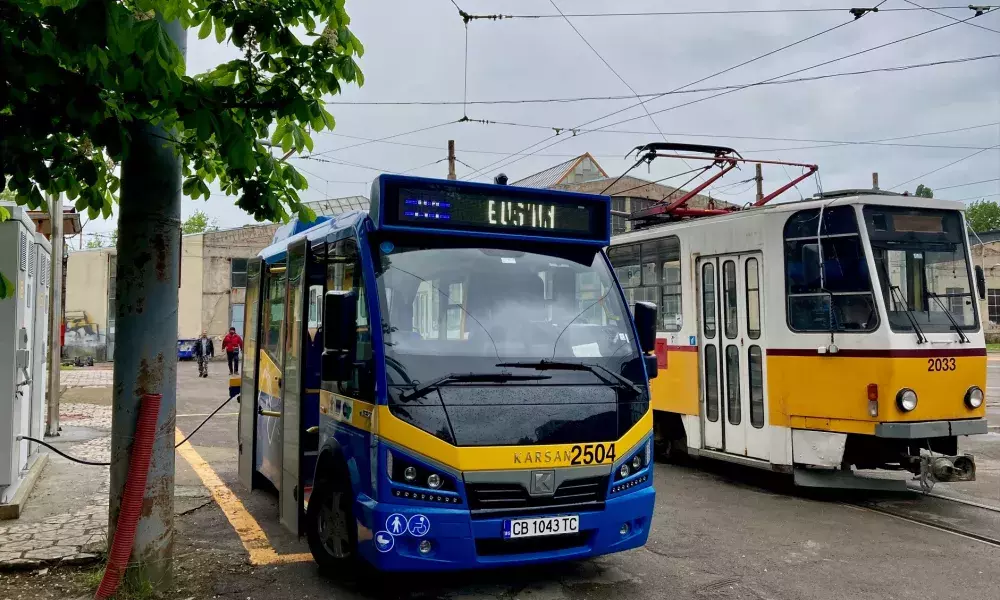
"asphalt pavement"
163,358,1000,600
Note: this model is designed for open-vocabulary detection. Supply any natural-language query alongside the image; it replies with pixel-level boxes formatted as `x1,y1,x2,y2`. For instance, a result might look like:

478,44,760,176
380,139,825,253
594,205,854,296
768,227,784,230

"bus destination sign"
395,187,597,236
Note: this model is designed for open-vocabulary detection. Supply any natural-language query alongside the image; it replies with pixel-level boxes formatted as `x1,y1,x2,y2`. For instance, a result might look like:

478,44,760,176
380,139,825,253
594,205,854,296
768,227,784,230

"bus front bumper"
356,486,655,571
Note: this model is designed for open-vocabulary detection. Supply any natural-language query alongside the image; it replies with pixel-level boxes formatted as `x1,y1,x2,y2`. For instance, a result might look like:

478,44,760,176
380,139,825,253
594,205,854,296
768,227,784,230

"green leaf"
214,16,226,43
198,18,213,40
303,130,314,153
319,106,336,130
270,121,287,146
0,273,14,300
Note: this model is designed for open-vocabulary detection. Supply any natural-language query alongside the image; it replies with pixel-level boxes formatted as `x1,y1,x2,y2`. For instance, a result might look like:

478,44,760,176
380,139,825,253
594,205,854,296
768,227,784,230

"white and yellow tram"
609,182,988,488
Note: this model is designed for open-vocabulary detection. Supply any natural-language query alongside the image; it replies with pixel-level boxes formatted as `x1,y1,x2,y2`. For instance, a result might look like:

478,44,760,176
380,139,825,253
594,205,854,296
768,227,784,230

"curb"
988,425,1000,433
0,453,49,521
0,552,103,572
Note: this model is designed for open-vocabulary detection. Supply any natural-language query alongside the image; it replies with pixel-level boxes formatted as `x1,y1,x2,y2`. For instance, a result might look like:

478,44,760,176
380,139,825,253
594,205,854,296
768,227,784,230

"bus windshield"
374,241,640,391
863,206,978,334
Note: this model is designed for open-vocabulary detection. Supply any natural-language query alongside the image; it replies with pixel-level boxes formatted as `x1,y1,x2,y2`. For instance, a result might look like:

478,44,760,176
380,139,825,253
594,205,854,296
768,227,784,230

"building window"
784,206,877,332
611,197,627,236
988,289,1000,324
946,287,965,318
608,236,682,332
231,303,245,336
231,258,248,289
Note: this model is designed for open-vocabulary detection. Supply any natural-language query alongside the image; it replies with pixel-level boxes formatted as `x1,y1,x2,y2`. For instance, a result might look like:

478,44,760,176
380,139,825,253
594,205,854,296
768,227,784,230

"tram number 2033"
927,357,957,372
569,443,616,465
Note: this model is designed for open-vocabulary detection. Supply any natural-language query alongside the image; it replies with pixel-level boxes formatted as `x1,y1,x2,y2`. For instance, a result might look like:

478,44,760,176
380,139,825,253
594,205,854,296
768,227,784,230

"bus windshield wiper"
496,360,643,395
890,285,927,344
925,291,970,343
399,372,551,403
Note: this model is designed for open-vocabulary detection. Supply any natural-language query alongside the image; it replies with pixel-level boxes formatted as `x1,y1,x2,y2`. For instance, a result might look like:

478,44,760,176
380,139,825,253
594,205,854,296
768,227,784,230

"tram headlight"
965,386,984,409
619,463,631,478
896,388,918,412
403,466,418,483
427,473,442,489
632,455,643,470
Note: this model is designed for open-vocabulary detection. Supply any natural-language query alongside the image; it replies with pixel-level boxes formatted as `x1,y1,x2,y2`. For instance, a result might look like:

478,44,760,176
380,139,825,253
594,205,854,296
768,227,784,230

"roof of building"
553,176,735,209
511,153,608,189
970,229,1000,245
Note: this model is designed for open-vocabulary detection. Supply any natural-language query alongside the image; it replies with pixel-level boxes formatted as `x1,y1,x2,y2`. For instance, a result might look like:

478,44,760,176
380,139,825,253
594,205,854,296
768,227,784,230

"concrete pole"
447,140,457,180
872,172,879,190
108,15,185,586
755,163,763,204
45,194,63,437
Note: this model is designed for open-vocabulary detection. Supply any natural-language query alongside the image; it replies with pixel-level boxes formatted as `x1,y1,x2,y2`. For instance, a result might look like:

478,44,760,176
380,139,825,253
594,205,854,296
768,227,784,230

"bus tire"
305,467,360,575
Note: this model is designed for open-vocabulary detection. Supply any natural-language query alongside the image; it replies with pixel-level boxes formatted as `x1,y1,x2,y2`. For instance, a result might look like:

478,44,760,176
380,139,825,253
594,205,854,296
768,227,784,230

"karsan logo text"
513,450,573,465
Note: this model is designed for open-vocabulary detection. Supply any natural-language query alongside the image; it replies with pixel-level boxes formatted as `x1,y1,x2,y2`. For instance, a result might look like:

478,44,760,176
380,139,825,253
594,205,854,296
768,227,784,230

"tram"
238,174,659,571
609,143,988,489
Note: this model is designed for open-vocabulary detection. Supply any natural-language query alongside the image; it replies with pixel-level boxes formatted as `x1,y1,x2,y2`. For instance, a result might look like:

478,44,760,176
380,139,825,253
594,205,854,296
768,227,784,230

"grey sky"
82,0,1000,240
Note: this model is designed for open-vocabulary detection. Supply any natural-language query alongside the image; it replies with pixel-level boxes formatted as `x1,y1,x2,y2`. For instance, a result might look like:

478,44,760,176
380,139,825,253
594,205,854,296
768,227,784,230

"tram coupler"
918,453,976,485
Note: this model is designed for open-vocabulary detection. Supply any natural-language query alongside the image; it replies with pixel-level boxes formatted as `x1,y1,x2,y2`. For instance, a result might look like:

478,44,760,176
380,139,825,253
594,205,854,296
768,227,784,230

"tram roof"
612,192,965,245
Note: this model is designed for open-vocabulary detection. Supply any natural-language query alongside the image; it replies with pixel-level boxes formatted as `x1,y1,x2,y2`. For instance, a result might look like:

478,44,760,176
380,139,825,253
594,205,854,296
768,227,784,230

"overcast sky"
81,0,1000,241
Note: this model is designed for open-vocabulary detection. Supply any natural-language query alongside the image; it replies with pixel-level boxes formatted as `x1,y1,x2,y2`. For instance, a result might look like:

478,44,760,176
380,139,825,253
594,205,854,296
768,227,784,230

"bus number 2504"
569,443,616,465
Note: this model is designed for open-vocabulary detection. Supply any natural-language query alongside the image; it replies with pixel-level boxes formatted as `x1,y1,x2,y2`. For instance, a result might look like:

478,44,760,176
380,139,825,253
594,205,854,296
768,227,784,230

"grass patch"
988,343,1000,352
81,563,156,600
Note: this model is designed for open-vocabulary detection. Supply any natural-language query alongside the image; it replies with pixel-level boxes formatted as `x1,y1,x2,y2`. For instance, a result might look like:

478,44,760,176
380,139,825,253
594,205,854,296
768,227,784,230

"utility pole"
108,15,185,586
45,194,63,437
447,140,457,180
755,163,763,204
872,172,879,190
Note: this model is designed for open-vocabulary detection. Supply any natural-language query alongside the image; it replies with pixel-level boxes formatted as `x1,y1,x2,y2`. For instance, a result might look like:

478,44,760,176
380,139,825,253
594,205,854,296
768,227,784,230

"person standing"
222,327,244,375
194,330,214,378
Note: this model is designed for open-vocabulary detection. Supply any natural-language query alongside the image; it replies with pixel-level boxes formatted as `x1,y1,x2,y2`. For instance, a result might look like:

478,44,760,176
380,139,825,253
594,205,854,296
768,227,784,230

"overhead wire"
547,0,703,183
902,0,1000,34
460,6,885,181
935,177,1000,191
464,6,989,181
461,5,989,19
308,119,459,158
324,54,1000,106
889,145,1000,190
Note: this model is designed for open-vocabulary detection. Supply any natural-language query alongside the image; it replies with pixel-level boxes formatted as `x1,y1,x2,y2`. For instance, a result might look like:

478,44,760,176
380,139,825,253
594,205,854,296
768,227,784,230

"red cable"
95,393,161,600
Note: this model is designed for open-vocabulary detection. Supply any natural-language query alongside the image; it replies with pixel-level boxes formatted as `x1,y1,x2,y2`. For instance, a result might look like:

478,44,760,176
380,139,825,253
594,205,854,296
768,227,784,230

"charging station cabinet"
0,204,50,504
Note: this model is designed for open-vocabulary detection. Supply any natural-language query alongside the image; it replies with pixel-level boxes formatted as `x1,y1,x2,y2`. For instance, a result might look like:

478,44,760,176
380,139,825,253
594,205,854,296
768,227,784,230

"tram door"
280,239,310,535
697,254,769,459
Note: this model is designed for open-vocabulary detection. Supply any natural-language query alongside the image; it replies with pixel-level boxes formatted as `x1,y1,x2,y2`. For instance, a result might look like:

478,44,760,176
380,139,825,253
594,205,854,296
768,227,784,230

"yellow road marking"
174,428,312,566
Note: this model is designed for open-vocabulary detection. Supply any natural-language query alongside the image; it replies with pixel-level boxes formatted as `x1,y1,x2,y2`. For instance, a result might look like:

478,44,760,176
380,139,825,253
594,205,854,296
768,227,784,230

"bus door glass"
280,239,310,535
238,257,263,491
697,257,724,450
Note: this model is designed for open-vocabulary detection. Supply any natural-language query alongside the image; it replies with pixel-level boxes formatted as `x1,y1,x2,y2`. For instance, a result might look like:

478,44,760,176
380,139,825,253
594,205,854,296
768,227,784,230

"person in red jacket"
222,327,244,375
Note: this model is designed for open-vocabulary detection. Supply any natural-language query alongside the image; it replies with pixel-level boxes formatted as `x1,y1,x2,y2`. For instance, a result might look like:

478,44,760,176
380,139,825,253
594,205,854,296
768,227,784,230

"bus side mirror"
322,291,358,381
633,301,658,379
975,265,986,300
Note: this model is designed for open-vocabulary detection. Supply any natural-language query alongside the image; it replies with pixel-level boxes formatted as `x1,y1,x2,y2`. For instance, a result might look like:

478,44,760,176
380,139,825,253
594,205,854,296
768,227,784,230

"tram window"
704,344,719,422
723,260,738,340
609,239,682,332
745,258,761,339
748,346,764,429
702,262,716,339
725,345,740,426
784,207,877,333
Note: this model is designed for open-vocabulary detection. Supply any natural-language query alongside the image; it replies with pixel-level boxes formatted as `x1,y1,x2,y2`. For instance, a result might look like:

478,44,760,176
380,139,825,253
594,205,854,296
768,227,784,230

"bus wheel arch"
306,445,359,572
654,411,688,462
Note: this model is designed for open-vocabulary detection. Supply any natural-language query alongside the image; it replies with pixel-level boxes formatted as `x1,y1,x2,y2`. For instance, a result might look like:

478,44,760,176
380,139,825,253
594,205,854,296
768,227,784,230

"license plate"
503,515,579,539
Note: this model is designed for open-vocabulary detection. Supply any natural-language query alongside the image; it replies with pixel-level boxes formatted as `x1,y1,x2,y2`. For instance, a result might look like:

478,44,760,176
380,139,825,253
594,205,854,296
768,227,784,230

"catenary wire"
890,146,1000,190
325,54,1000,106
460,11,872,181
462,5,990,19
935,178,1000,190
903,0,1000,34
466,8,987,180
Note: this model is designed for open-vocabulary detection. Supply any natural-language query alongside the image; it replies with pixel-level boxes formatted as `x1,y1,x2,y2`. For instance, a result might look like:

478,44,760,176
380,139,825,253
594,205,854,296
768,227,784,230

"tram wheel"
306,473,360,575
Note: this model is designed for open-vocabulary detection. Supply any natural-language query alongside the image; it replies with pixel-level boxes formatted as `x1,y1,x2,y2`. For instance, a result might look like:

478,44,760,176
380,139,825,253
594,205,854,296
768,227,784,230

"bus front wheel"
306,472,359,574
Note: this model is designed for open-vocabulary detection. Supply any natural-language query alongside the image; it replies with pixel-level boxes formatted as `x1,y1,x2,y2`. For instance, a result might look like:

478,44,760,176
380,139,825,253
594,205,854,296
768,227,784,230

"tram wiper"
925,291,970,343
496,360,643,396
399,372,551,403
890,285,927,344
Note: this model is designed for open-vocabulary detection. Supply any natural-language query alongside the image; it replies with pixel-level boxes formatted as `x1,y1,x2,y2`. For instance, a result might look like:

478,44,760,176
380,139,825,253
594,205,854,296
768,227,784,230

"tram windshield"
863,206,978,333
374,241,640,391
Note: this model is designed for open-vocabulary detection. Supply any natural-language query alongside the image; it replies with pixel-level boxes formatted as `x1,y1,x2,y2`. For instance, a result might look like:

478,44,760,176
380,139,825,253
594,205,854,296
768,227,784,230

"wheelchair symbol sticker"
374,531,394,553
407,514,430,537
386,513,406,536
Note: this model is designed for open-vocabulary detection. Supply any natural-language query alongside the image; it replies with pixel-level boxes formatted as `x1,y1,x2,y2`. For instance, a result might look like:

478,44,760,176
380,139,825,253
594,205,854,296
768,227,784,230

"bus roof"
258,210,367,264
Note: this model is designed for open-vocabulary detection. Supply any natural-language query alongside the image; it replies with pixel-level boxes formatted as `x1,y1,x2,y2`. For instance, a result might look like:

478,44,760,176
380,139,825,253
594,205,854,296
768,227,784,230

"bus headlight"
965,386,984,409
897,388,918,412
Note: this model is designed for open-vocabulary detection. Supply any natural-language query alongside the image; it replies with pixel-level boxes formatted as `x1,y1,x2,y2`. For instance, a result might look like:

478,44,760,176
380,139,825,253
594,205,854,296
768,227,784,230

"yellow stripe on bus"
377,406,652,471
